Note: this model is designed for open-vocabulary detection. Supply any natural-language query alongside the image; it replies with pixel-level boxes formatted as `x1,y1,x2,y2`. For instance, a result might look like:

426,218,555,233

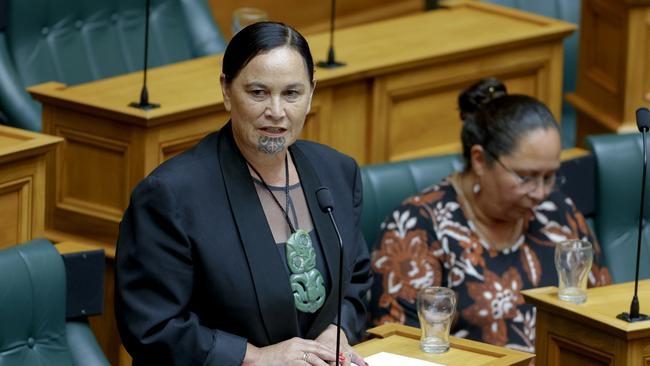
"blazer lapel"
218,123,299,344
290,145,348,339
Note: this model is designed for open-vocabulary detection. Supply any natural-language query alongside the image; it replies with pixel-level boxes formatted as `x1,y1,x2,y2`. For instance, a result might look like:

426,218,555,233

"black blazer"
115,123,372,366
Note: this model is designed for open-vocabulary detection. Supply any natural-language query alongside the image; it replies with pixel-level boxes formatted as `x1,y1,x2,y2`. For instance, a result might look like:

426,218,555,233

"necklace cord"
246,154,296,233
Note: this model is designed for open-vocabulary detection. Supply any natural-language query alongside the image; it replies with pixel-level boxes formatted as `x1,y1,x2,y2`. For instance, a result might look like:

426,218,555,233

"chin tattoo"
258,136,286,154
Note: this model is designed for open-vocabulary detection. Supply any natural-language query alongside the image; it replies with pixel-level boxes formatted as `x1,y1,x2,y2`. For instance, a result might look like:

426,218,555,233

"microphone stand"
617,108,650,322
316,188,344,366
317,0,345,69
130,0,160,110
329,208,344,366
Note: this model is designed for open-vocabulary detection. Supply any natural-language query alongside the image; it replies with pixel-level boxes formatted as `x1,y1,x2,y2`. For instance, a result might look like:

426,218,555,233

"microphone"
316,0,345,69
637,107,650,132
130,0,160,110
316,187,344,366
617,107,650,323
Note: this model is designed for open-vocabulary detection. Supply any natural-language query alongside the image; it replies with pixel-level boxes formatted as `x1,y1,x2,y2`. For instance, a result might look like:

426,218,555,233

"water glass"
417,287,456,353
231,8,268,35
554,240,593,304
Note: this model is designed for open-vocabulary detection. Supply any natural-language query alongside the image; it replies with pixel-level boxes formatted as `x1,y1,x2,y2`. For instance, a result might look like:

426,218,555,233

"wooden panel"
569,0,650,135
373,43,556,162
157,111,228,164
523,281,650,366
57,127,129,220
302,88,333,144
328,81,370,164
0,178,30,248
547,334,614,366
584,0,624,95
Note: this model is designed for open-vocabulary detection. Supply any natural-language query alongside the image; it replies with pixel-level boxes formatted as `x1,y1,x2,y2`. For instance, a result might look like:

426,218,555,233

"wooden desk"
209,0,424,38
0,126,61,248
567,0,650,143
28,0,574,249
522,279,650,366
357,324,533,365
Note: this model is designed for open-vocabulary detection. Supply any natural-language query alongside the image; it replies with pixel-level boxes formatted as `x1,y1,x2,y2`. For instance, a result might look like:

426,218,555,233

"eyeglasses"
484,149,565,193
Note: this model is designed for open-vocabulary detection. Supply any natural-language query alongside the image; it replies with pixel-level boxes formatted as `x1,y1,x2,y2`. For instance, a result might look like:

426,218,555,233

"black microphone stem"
317,0,344,68
141,0,151,104
328,0,336,63
130,0,159,110
631,129,647,319
326,209,344,366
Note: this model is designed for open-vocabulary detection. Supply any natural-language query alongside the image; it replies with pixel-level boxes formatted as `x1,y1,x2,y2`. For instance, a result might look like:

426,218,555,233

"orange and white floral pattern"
370,178,611,352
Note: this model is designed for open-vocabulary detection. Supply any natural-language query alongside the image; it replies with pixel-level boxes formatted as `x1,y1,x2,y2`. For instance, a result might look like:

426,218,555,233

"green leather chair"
360,154,464,249
586,133,650,283
0,0,226,131
0,239,109,366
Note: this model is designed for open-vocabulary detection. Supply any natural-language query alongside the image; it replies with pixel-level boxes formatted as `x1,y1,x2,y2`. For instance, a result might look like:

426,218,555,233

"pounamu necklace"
247,154,326,313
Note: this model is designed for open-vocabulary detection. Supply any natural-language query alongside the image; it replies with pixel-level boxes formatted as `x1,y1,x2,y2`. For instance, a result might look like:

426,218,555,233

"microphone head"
636,107,650,132
316,187,334,213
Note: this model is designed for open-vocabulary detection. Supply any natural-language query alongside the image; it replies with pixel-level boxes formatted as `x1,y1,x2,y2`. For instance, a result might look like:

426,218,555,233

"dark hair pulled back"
458,77,558,170
222,21,314,84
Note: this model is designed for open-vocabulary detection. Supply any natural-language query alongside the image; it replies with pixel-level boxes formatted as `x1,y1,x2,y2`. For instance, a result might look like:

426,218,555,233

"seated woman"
370,77,611,352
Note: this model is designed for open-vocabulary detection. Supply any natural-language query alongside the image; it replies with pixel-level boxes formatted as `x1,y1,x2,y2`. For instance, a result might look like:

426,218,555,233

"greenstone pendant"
286,229,326,313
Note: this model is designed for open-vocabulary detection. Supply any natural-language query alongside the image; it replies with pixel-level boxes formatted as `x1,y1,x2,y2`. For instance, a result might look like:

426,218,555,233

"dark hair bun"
458,77,507,121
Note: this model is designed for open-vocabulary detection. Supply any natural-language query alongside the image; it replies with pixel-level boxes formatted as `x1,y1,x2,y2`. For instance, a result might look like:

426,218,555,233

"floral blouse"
370,176,612,352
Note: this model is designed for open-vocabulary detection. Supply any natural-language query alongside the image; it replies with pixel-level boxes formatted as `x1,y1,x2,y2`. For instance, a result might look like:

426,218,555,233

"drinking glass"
417,286,456,353
231,8,268,35
554,240,593,304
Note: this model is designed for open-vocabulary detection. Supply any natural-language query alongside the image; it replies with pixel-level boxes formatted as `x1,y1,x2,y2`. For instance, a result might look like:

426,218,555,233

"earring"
472,183,481,194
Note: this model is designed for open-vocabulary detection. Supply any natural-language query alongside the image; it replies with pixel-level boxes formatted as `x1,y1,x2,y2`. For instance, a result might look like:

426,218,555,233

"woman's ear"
306,80,316,114
470,145,488,177
220,74,231,112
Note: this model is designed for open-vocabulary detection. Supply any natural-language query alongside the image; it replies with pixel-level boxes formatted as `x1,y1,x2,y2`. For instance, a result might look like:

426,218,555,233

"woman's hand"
243,337,337,366
315,325,366,366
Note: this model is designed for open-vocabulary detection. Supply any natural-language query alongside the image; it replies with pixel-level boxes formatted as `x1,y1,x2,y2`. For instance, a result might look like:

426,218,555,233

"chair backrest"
360,154,465,248
0,0,226,131
586,133,650,283
0,239,75,366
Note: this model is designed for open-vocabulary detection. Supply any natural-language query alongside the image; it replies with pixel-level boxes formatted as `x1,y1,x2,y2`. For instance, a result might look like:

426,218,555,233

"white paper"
364,352,445,366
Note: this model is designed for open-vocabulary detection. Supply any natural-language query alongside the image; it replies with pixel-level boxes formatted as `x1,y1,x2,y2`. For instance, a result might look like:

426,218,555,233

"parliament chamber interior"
1,0,650,365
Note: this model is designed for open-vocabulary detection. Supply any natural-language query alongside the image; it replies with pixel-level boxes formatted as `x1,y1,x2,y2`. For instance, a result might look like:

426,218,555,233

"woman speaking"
115,22,371,366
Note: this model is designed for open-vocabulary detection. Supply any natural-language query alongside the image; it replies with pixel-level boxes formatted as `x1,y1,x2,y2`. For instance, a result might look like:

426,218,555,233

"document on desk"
364,352,445,366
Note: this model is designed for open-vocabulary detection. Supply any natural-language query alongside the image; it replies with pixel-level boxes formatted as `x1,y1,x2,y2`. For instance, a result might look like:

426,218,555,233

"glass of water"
231,7,268,35
417,286,456,353
554,240,593,304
